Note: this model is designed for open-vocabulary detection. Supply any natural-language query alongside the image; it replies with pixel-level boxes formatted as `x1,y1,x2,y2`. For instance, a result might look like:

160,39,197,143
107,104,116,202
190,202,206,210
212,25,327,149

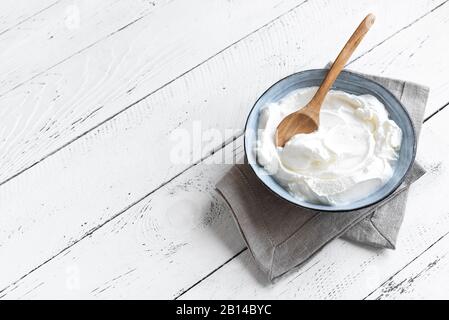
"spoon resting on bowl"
275,13,376,147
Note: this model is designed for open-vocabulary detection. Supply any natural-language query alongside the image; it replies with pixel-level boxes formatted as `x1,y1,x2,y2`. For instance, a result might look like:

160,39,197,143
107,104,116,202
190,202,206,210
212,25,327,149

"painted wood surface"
180,110,449,299
2,108,449,299
0,0,303,185
1,141,246,299
0,0,172,95
367,231,449,300
0,1,58,35
1,0,449,299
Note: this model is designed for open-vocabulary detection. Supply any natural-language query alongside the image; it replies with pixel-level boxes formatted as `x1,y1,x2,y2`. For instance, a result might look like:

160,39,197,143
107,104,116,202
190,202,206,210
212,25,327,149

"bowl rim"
243,68,417,213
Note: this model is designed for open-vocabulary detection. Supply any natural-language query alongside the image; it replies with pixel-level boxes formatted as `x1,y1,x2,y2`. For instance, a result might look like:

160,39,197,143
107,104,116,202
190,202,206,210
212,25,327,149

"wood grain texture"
364,110,449,300
0,0,58,35
0,0,308,291
0,142,246,299
0,0,304,185
366,232,449,300
0,0,448,298
2,97,449,299
180,111,449,299
348,2,449,120
0,0,175,96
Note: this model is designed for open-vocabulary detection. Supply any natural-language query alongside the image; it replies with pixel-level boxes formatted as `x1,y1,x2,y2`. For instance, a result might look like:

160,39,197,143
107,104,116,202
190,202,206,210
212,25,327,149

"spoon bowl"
275,109,318,147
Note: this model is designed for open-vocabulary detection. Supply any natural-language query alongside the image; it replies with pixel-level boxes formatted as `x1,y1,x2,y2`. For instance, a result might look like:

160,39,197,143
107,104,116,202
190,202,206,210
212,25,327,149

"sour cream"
256,87,402,205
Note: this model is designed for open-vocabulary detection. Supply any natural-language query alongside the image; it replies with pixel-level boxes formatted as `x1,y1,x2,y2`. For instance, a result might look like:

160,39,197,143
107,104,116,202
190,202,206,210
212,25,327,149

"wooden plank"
0,0,57,35
0,141,246,299
2,90,449,299
0,0,442,186
179,111,449,299
366,232,449,300
348,4,449,120
0,0,309,291
0,0,171,94
0,0,304,185
0,0,446,295
365,110,449,300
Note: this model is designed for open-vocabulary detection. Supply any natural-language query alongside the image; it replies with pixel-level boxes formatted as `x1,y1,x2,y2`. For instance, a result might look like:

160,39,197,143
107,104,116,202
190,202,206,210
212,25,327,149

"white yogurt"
256,87,402,205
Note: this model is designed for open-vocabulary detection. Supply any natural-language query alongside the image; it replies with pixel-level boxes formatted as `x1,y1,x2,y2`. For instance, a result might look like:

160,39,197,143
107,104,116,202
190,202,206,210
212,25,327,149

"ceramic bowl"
244,69,416,212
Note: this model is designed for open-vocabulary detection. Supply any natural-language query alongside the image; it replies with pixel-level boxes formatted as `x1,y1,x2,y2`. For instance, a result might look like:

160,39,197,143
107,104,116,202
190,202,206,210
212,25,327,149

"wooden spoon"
275,13,376,147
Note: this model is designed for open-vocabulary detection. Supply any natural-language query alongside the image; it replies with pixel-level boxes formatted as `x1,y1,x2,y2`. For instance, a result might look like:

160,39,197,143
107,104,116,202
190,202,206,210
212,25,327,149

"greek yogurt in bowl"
256,87,402,205
244,69,416,212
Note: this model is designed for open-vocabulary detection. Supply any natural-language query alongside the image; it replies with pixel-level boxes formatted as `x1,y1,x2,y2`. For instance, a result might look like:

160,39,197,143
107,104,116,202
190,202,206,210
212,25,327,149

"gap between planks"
171,99,449,300
0,1,61,37
0,0,169,98
366,230,449,299
174,248,246,300
0,0,448,298
1,0,446,189
0,133,239,297
362,230,449,300
0,0,309,188
171,2,449,295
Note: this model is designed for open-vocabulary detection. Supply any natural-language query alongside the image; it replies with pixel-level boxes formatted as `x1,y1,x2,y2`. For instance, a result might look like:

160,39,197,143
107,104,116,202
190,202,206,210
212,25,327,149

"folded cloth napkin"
216,70,429,281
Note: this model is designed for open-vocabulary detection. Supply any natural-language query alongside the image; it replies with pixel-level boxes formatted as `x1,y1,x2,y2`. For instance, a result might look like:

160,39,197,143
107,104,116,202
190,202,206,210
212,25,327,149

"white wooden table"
1,0,448,300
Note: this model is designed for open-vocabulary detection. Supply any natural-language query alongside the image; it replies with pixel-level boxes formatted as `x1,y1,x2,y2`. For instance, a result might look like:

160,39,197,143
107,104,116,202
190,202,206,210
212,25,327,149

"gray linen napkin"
216,71,429,281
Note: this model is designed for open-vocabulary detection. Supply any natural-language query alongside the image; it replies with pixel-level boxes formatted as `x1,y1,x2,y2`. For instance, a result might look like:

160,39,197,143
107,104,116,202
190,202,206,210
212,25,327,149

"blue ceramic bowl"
244,69,416,212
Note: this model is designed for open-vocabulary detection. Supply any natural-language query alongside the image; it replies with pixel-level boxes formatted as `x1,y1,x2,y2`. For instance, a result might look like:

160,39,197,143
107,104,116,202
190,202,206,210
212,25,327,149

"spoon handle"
312,13,375,106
